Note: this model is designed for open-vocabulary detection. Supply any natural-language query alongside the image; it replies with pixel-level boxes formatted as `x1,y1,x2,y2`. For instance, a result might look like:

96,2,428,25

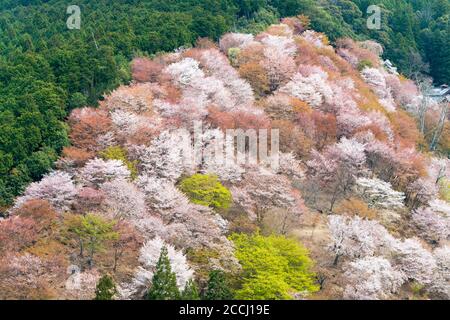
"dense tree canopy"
0,13,448,300
230,233,319,299
1,0,449,209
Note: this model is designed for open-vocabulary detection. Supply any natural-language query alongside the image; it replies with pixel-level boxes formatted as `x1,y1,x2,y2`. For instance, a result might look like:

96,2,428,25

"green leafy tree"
64,213,119,268
147,246,180,300
203,270,233,300
179,174,232,209
230,233,319,300
95,275,117,300
68,92,87,110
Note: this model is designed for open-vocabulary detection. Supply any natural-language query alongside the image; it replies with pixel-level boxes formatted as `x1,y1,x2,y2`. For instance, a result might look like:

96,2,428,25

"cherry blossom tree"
429,246,450,299
262,46,296,91
355,177,405,209
165,58,204,88
199,49,254,108
14,171,77,213
277,152,305,180
429,199,450,215
386,74,420,111
231,170,306,223
110,109,156,137
164,204,229,249
301,30,330,49
198,128,246,183
328,215,395,265
74,187,105,213
336,106,370,137
260,34,297,56
279,71,333,108
104,83,154,114
307,138,367,211
0,216,39,254
131,57,163,83
79,158,131,187
406,178,439,209
219,33,254,53
364,141,425,191
392,238,437,285
136,173,231,250
69,108,112,152
412,207,449,244
136,174,190,214
101,178,147,220
427,158,449,185
343,256,405,300
112,221,142,272
132,130,194,182
360,67,396,112
139,237,194,290
64,269,100,300
0,253,65,299
336,38,380,68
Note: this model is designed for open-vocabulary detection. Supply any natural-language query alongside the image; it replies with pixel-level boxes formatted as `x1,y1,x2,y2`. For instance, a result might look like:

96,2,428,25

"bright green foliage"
203,270,234,300
181,279,200,300
439,178,450,202
228,48,241,67
230,233,319,300
95,275,117,300
179,174,232,209
147,246,180,300
99,146,138,179
357,60,373,71
64,213,119,267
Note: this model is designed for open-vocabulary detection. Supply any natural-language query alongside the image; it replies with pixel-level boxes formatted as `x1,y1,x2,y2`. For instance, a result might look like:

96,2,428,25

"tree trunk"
430,102,448,151
333,254,341,266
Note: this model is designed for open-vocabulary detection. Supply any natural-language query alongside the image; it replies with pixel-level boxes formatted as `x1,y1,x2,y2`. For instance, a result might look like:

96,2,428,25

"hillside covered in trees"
0,16,448,300
1,0,450,211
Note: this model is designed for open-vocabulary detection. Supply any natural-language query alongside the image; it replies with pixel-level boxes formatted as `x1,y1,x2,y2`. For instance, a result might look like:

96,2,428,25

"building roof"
429,85,450,97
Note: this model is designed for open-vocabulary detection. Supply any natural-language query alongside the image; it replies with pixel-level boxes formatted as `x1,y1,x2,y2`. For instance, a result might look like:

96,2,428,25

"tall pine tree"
94,274,117,300
146,246,180,300
203,270,233,300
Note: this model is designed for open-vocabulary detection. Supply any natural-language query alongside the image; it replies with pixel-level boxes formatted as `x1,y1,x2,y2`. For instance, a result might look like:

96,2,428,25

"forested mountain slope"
1,0,449,210
0,18,448,300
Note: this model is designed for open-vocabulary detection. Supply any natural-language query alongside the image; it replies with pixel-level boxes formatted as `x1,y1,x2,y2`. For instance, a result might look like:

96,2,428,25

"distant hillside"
1,17,448,300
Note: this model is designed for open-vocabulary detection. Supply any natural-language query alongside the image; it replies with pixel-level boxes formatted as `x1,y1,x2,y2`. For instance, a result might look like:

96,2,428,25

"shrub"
439,178,450,202
357,59,373,71
179,174,232,209
94,275,117,300
229,233,319,299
